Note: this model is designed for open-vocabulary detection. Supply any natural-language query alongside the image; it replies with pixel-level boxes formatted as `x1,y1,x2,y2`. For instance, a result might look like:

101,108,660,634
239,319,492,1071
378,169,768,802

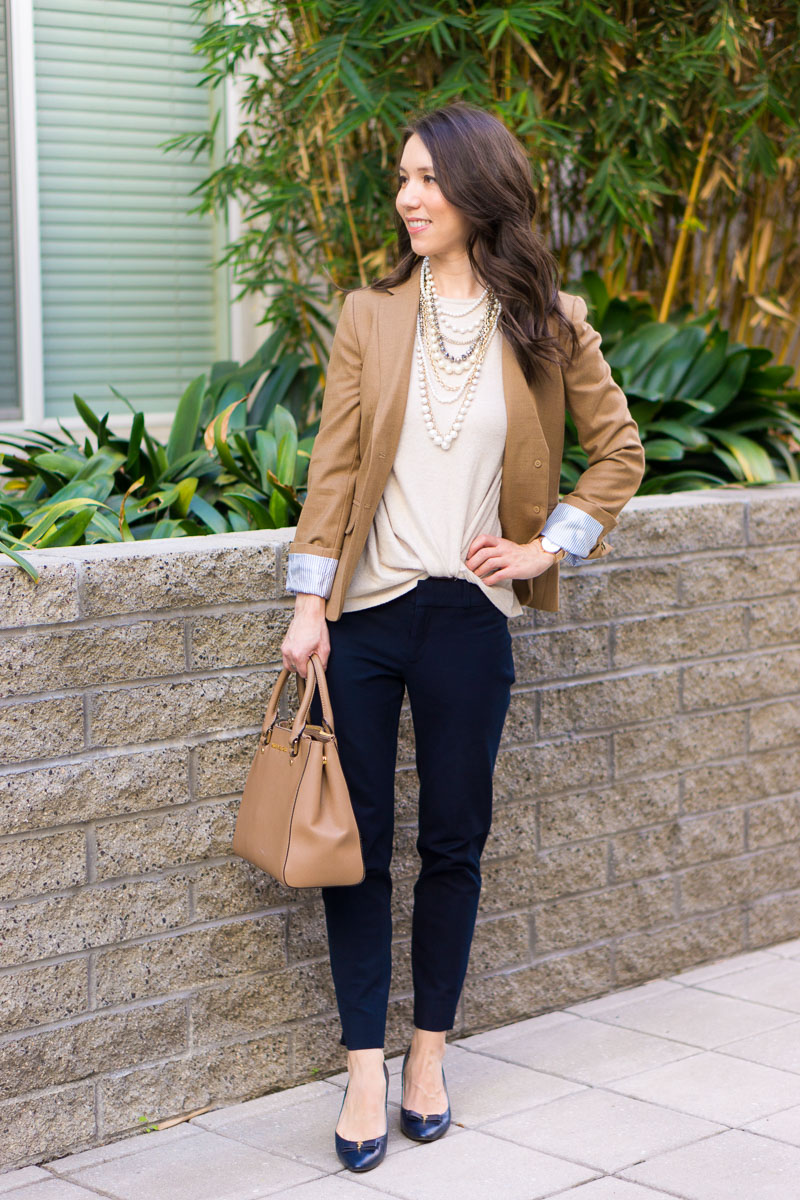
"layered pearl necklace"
416,256,501,451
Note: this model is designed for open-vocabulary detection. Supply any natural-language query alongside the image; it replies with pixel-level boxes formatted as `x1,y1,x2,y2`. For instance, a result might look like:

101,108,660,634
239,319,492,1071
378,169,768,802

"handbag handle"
294,652,336,733
259,653,335,755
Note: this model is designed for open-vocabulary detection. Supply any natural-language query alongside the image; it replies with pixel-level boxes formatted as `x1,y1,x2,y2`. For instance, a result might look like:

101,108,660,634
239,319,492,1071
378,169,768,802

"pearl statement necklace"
416,256,501,451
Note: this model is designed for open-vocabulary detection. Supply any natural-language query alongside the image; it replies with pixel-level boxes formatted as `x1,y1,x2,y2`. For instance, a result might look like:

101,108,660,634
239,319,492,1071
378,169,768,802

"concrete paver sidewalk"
6,937,800,1199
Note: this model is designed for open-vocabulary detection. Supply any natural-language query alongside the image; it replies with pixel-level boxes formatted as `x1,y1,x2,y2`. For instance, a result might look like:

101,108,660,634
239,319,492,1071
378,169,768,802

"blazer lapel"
373,262,421,430
368,263,422,499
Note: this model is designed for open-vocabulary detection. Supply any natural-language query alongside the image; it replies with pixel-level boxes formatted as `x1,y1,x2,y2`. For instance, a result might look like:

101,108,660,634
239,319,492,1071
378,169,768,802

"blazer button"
534,459,542,467
533,505,541,513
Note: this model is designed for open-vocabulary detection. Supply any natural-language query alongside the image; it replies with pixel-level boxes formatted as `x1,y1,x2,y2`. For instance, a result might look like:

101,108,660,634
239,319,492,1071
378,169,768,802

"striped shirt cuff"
541,502,605,566
285,552,338,598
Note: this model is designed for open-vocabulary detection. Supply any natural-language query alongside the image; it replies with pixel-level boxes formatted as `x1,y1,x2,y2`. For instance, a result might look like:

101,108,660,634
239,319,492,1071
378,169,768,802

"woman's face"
396,133,472,260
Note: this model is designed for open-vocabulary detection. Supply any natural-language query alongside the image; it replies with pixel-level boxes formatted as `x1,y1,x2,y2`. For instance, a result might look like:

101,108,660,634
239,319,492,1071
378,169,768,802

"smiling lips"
407,219,431,232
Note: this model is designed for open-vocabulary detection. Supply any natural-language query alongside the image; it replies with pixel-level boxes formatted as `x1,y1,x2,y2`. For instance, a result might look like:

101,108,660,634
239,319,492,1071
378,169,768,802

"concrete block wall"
1,484,799,1171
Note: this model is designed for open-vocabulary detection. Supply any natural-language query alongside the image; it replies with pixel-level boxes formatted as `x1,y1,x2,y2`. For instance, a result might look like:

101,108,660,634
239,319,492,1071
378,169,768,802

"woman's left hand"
465,533,558,584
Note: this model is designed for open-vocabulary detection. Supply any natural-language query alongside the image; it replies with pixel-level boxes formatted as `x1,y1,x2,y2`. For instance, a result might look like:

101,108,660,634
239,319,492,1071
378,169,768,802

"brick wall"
1,484,799,1170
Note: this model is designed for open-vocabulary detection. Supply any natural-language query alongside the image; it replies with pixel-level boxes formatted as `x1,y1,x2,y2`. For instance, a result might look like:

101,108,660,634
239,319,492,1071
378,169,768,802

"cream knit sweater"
341,293,523,619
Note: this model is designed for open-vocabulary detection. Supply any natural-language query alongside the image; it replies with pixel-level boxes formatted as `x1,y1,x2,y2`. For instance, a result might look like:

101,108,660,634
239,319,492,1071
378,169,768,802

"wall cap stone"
1,483,798,577
625,484,800,513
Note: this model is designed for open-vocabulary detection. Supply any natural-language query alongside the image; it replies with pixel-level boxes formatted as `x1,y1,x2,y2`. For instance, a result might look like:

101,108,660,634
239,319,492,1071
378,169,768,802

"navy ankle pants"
307,575,515,1050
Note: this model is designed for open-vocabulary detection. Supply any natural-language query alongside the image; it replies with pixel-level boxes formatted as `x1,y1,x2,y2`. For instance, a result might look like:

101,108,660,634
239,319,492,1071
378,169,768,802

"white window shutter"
32,0,226,420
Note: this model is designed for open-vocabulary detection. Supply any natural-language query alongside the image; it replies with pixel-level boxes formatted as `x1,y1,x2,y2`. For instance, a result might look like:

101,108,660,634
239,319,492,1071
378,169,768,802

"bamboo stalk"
331,129,367,287
296,2,368,287
659,107,716,322
504,32,512,103
630,236,643,289
297,128,334,264
287,245,323,372
713,207,732,324
687,220,697,309
735,186,763,341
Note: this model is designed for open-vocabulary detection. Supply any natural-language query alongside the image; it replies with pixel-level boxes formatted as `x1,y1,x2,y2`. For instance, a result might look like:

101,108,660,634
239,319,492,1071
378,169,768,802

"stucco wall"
1,483,799,1170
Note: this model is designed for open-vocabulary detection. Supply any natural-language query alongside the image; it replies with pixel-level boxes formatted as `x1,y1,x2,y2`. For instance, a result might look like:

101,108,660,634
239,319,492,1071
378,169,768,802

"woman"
281,101,645,1172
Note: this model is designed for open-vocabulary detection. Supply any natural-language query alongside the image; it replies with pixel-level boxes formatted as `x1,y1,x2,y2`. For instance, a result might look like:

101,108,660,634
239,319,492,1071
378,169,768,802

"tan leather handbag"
232,652,365,888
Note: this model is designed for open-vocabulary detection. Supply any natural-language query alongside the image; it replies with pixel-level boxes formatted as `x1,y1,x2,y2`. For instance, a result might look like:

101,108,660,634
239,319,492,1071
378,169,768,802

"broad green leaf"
45,477,116,507
266,471,301,514
646,420,710,448
204,399,249,482
74,448,126,481
699,351,751,414
173,477,198,518
605,322,677,374
73,394,101,434
255,430,278,492
709,430,777,482
31,451,83,478
148,518,187,539
221,490,276,529
125,412,145,475
232,432,262,482
84,511,124,543
188,494,229,534
637,469,729,493
675,397,718,415
276,428,298,486
0,538,39,580
748,364,795,388
710,447,745,480
35,508,96,547
23,498,108,544
166,374,207,465
675,328,730,398
268,487,290,528
765,435,800,481
631,326,706,399
642,437,686,460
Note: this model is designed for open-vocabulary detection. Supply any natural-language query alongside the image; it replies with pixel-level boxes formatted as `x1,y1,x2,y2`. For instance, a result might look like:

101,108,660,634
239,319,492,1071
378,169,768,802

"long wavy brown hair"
371,102,578,386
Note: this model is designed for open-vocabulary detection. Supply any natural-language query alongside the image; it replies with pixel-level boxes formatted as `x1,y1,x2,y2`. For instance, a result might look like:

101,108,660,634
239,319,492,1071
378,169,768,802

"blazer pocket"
344,499,361,536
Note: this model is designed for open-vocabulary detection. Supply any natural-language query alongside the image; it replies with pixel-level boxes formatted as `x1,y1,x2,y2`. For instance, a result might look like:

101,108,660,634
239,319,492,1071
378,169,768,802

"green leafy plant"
0,334,323,580
6,275,800,580
561,272,800,493
180,0,800,372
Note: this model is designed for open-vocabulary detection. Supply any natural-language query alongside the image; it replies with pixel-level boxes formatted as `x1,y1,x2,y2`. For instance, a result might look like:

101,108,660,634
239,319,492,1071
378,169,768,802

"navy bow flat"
399,1044,451,1142
334,1061,390,1171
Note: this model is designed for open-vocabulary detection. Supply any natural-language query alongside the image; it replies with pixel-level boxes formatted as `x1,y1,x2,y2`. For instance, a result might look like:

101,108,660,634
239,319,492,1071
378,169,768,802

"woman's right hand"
281,593,331,678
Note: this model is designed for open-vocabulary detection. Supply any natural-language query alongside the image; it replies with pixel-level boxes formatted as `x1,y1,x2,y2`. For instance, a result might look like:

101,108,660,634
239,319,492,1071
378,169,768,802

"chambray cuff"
285,552,337,598
541,502,606,567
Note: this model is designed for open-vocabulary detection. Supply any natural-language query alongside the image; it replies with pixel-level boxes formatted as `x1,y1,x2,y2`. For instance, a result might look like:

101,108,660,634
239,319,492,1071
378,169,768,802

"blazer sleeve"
556,293,645,556
287,290,362,564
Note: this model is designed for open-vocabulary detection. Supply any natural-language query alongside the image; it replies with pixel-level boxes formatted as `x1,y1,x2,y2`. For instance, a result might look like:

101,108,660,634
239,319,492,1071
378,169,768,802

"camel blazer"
288,260,645,622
